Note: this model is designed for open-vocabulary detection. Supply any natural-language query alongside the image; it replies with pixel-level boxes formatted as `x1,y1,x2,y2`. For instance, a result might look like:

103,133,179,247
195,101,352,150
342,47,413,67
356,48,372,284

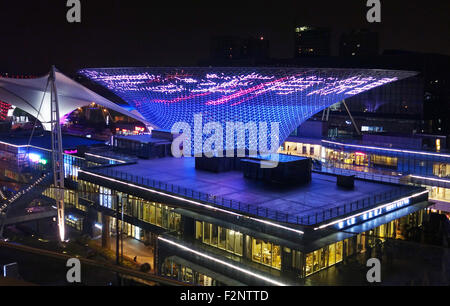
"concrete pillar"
102,214,111,249
154,237,159,275
85,206,98,237
144,230,151,246
182,216,195,240
281,247,292,273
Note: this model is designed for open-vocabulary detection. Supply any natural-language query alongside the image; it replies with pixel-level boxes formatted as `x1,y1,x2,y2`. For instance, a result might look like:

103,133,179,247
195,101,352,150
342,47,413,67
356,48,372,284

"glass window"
313,250,320,272
203,223,211,245
218,227,226,249
226,230,235,253
305,252,313,276
251,238,281,270
203,275,213,286
164,260,179,279
171,214,181,232
182,267,193,283
336,241,343,263
137,199,143,219
235,232,243,256
367,229,376,247
329,243,336,266
272,244,281,270
168,211,174,229
199,222,243,256
162,206,169,229
320,247,328,269
195,221,202,240
245,236,252,259
252,239,262,263
261,241,272,266
150,205,156,224
99,187,112,208
379,224,386,241
156,205,162,226
143,203,150,222
211,224,218,247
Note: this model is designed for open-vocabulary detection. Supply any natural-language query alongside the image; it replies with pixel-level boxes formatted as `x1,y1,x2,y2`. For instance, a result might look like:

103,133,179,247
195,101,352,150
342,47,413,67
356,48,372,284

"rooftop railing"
322,137,450,157
86,166,422,227
315,163,403,184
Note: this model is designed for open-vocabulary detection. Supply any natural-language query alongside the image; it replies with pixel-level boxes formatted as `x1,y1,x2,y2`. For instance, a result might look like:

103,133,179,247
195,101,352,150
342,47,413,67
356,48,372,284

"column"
102,213,111,249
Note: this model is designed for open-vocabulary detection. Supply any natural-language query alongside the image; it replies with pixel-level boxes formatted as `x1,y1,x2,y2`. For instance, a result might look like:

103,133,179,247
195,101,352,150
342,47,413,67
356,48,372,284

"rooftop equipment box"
241,154,312,185
336,174,355,189
195,156,240,173
151,129,176,141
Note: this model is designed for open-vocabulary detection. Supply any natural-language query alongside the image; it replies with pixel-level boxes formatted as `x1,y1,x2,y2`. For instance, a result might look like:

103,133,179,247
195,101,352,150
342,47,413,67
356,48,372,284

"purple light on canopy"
79,67,417,153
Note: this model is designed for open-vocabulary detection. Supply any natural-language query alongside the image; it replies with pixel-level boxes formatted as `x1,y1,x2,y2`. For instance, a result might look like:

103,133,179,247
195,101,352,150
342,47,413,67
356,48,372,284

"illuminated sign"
64,150,78,154
313,190,428,231
66,214,78,222
28,153,48,165
336,198,411,230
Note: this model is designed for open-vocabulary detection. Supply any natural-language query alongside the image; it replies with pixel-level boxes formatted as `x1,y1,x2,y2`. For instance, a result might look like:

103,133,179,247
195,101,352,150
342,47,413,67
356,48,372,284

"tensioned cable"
26,76,51,155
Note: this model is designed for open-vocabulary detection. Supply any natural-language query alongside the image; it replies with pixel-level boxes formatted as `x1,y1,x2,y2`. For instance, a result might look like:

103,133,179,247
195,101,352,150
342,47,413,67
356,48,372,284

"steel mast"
50,66,65,242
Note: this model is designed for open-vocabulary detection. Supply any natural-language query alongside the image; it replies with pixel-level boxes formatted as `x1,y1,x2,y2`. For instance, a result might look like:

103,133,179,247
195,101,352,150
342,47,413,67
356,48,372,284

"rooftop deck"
89,156,421,226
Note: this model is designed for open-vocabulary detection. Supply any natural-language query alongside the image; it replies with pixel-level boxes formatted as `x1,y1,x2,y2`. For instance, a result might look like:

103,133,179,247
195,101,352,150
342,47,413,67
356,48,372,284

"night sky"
0,0,449,75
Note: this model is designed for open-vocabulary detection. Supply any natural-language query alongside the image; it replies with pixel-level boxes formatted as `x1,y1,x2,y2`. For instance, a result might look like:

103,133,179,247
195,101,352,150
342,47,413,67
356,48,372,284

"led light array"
79,68,416,152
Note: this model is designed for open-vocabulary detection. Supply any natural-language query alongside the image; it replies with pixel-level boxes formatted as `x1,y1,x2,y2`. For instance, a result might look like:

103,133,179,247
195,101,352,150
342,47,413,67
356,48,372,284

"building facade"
294,26,331,57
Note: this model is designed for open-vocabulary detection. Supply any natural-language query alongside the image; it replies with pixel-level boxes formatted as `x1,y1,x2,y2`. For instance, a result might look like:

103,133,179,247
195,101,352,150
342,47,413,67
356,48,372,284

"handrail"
82,165,421,226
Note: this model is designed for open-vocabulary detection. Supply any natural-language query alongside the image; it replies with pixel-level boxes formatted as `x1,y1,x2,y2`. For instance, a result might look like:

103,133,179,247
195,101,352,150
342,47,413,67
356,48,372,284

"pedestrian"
134,256,137,262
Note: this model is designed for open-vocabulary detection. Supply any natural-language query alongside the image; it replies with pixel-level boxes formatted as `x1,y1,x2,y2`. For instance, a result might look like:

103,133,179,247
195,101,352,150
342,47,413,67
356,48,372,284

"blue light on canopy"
79,67,417,153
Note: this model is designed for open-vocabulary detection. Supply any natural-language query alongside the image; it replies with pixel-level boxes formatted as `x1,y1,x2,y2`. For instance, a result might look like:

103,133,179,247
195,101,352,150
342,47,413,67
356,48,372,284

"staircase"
0,172,54,237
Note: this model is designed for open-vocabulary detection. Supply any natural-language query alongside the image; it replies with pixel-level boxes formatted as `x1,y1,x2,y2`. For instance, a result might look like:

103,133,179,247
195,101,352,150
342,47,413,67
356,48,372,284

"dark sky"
0,0,449,75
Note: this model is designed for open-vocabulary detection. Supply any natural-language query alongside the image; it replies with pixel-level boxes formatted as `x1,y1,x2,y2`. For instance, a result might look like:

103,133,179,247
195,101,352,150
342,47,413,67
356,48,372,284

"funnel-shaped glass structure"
79,67,416,153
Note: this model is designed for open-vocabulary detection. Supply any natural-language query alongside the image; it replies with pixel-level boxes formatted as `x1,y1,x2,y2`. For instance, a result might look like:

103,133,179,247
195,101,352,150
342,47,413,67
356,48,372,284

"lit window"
251,238,281,270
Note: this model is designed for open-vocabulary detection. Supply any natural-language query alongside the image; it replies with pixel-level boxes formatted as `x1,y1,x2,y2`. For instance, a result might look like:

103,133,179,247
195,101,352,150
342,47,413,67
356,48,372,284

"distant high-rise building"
339,29,379,57
207,35,270,65
294,26,331,57
278,50,450,137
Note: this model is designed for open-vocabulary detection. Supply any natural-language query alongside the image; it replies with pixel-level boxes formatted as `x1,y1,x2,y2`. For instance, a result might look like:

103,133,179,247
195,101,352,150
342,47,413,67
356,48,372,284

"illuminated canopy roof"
0,69,149,130
79,67,417,152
